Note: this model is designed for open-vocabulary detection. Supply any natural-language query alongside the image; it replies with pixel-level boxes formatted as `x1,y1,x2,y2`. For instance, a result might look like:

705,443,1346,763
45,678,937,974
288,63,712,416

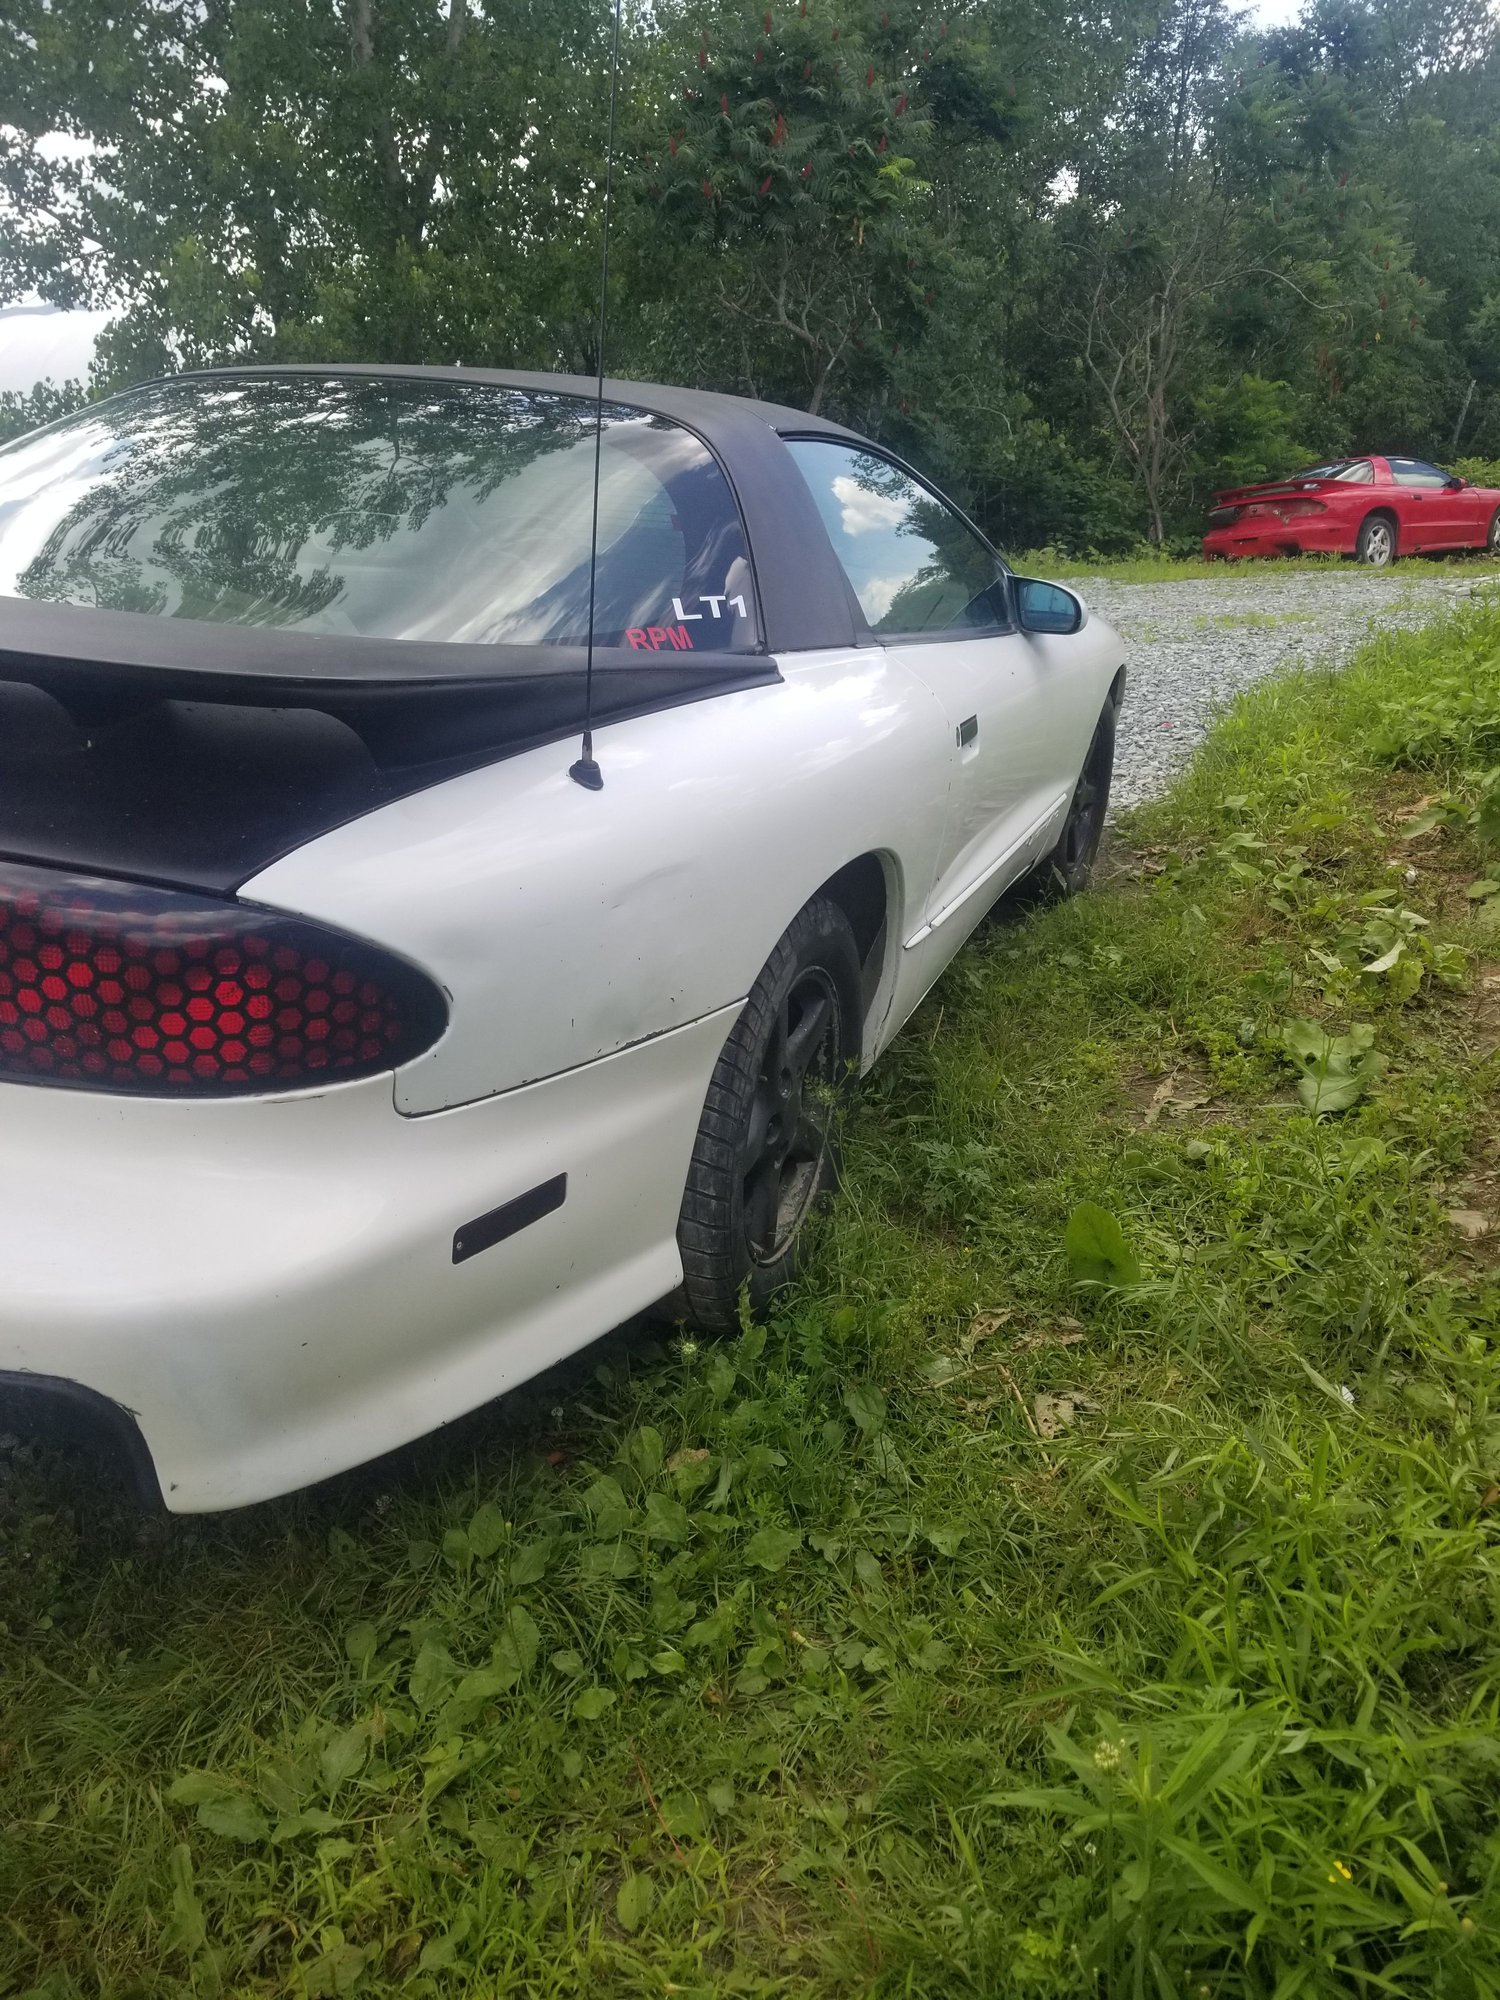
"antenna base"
569,755,604,792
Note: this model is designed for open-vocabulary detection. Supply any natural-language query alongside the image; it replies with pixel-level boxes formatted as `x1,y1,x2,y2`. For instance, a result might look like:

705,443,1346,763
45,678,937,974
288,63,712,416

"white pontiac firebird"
0,366,1124,1510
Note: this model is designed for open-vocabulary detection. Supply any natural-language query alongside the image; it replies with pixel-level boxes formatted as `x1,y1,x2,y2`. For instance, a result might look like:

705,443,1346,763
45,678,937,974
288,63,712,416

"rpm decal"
626,625,695,650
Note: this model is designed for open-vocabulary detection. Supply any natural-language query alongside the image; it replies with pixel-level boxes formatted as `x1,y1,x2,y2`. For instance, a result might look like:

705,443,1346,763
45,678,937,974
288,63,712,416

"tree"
644,1,935,414
4,0,1499,547
0,378,86,445
0,0,619,377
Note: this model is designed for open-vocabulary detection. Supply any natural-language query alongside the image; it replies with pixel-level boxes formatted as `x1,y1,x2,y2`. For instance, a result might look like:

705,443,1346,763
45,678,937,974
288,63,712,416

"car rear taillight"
1236,499,1326,523
0,861,447,1096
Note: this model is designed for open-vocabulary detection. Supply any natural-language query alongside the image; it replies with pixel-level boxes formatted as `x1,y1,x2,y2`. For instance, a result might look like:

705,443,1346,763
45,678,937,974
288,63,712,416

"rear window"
0,375,758,654
1296,460,1373,484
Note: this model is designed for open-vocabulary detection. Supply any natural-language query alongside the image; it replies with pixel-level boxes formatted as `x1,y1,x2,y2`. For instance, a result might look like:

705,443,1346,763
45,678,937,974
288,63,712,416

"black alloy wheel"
741,962,842,1265
676,897,862,1332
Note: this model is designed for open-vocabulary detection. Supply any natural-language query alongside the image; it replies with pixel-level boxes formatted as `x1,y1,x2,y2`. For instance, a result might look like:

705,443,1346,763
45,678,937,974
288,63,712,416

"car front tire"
1029,695,1117,900
676,898,862,1332
1487,508,1500,556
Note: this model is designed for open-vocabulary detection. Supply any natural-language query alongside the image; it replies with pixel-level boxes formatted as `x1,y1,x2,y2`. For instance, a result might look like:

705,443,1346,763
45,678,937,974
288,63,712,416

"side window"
1388,458,1447,489
784,439,1006,638
1334,461,1374,484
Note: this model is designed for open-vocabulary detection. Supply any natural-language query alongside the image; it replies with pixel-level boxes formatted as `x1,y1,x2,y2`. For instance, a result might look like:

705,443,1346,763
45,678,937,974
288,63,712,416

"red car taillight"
0,861,447,1096
1236,499,1326,523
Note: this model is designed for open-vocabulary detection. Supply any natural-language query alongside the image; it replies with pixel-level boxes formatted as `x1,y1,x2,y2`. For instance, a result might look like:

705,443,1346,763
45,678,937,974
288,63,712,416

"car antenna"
569,0,625,794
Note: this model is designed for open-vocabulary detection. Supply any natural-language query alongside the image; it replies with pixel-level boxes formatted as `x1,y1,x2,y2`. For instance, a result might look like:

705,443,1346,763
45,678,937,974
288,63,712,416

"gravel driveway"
1077,566,1497,811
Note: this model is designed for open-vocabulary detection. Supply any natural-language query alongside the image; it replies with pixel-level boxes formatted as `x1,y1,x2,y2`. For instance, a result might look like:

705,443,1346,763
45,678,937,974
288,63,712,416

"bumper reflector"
453,1174,568,1264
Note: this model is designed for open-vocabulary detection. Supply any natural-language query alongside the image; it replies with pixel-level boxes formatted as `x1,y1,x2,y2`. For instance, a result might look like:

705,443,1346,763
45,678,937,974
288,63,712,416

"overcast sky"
0,303,112,395
0,0,1307,401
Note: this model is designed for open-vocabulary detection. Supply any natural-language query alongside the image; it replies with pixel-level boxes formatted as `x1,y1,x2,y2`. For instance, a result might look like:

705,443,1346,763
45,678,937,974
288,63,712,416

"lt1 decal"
626,594,750,651
671,594,748,623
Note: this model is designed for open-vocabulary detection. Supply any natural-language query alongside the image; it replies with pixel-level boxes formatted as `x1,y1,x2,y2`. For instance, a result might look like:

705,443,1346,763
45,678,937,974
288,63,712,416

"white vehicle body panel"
0,1008,737,1510
887,628,1064,925
244,649,954,1113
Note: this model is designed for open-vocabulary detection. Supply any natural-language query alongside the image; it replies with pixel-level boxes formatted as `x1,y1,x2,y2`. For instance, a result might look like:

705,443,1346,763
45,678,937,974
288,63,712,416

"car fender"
242,648,958,1113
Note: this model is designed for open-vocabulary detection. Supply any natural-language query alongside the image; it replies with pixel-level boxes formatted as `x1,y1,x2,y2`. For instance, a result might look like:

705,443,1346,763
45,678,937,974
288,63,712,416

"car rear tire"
1356,513,1397,567
1487,508,1500,556
675,899,862,1333
1028,695,1117,901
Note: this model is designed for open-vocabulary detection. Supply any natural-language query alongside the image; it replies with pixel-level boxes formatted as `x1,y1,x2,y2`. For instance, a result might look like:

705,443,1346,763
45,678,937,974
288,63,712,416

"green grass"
1014,545,1500,585
1192,609,1319,629
5,609,1500,1998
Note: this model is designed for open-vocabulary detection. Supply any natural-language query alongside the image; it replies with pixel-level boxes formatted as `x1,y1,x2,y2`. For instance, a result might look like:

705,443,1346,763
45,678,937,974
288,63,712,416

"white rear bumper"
0,1005,736,1509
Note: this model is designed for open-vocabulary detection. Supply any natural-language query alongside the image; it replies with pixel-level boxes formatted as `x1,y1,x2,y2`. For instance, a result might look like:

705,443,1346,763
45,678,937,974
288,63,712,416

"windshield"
0,375,758,653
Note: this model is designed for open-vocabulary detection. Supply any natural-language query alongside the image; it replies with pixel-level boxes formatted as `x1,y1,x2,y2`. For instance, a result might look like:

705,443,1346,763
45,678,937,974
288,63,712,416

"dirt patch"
1120,1062,1227,1129
1475,964,1500,1055
1435,969,1500,1270
1375,781,1500,927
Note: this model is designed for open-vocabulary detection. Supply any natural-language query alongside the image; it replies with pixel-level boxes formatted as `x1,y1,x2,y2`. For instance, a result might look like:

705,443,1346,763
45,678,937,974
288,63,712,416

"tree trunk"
1451,377,1476,455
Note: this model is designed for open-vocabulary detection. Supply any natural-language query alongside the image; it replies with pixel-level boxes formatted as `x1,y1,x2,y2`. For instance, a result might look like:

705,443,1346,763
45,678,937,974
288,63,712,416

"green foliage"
1191,373,1316,491
0,376,87,445
10,0,1500,545
645,0,934,412
1366,643,1500,772
1280,1017,1382,1111
1063,1201,1143,1286
1,0,617,376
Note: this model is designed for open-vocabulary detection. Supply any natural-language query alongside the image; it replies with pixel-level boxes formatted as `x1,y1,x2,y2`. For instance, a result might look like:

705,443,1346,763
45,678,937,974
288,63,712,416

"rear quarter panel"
242,652,957,1113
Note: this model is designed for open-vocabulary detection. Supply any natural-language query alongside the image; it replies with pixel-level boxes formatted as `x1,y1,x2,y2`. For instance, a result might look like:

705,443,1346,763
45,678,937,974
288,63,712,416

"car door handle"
957,715,979,749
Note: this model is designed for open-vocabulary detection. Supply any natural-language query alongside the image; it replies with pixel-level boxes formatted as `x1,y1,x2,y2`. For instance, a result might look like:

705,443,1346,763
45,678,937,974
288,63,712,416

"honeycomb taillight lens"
0,862,447,1095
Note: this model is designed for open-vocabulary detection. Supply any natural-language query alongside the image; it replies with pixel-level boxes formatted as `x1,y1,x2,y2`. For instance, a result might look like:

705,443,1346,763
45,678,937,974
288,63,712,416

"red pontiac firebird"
1203,455,1500,566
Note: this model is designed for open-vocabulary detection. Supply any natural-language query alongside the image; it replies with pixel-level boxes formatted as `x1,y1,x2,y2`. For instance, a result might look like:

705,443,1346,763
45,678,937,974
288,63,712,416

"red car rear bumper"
1202,518,1351,560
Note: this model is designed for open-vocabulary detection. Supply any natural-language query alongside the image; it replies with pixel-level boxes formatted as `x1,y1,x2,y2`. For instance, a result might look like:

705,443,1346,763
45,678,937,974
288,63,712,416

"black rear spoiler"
0,599,779,892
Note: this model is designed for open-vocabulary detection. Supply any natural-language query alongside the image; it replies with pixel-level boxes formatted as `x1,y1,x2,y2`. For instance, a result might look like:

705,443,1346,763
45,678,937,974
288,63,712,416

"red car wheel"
1356,513,1398,567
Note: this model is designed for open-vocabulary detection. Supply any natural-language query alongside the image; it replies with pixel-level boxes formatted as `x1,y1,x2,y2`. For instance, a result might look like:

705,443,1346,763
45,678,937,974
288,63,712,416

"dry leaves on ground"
1033,1390,1103,1440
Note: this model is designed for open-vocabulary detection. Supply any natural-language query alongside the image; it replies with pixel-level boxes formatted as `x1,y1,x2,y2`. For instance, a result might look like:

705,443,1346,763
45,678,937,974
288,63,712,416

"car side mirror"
1446,474,1465,490
1014,577,1085,636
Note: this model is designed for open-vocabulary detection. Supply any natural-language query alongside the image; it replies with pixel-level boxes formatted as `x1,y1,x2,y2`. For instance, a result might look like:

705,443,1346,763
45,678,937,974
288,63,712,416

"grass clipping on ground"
4,608,1500,1999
